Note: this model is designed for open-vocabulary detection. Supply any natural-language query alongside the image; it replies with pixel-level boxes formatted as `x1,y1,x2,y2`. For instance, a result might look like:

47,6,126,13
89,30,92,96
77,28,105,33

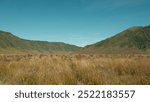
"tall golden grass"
0,54,150,85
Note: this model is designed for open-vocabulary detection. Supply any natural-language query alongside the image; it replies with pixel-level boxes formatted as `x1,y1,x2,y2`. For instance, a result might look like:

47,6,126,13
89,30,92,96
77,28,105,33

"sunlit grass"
0,54,150,85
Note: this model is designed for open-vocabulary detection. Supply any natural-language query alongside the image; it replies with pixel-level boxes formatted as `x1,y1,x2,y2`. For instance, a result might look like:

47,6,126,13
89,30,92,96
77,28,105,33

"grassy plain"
0,54,150,85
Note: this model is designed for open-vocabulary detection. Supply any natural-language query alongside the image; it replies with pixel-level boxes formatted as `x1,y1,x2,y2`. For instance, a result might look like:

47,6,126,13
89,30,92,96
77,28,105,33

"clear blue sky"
0,0,150,47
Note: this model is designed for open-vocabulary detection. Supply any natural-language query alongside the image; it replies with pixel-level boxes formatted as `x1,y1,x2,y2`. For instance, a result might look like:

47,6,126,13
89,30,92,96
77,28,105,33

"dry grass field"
0,54,150,85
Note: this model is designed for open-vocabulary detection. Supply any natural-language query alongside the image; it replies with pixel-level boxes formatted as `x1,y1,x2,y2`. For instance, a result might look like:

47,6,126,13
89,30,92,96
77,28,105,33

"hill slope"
0,31,80,53
79,25,150,54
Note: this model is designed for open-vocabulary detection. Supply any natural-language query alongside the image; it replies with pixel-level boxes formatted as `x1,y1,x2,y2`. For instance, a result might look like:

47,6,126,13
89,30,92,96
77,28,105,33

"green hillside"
0,31,80,53
79,25,150,54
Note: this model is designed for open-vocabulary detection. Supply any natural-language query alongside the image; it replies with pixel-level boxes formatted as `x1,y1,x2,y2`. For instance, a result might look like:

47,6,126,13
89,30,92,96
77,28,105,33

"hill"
0,31,80,53
79,25,150,54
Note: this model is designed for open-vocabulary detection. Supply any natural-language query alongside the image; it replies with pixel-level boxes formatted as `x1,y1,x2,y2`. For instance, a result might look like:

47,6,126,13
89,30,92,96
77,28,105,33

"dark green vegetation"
79,25,150,54
1,25,150,54
0,31,80,53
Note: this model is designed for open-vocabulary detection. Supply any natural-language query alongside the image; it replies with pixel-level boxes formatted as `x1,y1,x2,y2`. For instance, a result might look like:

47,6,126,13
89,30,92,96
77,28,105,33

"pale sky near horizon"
0,0,150,47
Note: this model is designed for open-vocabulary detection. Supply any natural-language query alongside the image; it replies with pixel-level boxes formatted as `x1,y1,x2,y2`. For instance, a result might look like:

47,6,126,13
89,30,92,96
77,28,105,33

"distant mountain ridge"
1,25,150,54
0,31,80,53
79,25,150,54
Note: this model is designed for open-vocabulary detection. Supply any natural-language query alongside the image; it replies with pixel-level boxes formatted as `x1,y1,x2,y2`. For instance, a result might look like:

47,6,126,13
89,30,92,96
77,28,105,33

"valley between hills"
0,25,150,85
